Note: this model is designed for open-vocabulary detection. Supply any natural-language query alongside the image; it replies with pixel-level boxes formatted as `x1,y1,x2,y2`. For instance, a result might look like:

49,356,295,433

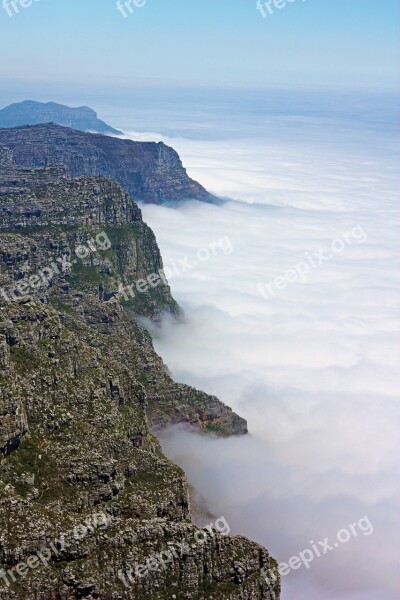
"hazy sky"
0,0,399,91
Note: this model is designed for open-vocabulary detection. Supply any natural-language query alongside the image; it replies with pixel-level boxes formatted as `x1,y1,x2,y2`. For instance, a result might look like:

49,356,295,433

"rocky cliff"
0,102,122,136
0,148,278,599
0,124,216,205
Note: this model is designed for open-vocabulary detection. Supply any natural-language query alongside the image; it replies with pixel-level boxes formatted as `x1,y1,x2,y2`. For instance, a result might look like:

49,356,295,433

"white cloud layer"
131,109,399,600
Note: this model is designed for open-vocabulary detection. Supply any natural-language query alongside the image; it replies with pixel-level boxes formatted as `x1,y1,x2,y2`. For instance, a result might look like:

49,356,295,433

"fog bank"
134,102,399,600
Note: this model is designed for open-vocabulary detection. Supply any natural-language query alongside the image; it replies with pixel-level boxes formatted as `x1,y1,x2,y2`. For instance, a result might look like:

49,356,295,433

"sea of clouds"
123,97,400,600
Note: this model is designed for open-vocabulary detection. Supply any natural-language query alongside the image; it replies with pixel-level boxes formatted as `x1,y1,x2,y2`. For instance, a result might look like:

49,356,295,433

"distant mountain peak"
0,100,122,135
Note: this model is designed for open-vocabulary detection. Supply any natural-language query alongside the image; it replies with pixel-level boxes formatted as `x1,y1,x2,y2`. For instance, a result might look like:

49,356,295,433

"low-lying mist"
133,107,399,600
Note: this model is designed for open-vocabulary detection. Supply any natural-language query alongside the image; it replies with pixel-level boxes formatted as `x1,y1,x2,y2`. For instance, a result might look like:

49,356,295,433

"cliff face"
0,151,277,599
0,101,122,136
0,124,216,205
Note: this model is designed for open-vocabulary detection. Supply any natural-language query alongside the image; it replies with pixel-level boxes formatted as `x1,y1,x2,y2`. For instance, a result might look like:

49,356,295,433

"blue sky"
0,0,399,92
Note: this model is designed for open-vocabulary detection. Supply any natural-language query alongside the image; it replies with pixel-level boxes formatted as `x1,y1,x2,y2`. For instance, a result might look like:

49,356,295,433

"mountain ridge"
0,123,217,205
0,101,122,136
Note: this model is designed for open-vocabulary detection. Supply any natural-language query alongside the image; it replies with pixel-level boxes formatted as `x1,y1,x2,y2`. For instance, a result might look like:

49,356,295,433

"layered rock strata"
0,152,277,599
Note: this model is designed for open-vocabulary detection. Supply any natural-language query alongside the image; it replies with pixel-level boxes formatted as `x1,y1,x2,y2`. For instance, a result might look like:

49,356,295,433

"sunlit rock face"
0,152,273,599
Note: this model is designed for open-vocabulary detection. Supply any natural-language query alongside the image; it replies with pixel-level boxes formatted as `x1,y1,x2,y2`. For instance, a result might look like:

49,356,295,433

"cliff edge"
0,124,217,205
0,148,277,599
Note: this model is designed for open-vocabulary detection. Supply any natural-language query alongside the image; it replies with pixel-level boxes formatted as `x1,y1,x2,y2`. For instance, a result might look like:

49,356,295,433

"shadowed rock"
0,123,218,205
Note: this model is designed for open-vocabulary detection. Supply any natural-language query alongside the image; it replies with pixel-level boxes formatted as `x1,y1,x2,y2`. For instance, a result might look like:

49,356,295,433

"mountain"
0,124,217,205
0,146,278,599
0,101,122,135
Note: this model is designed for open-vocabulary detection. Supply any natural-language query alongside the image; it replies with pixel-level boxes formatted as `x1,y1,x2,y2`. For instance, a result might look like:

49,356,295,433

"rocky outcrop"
0,147,13,168
0,160,275,599
0,101,122,136
0,334,28,456
0,124,217,205
0,299,272,599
